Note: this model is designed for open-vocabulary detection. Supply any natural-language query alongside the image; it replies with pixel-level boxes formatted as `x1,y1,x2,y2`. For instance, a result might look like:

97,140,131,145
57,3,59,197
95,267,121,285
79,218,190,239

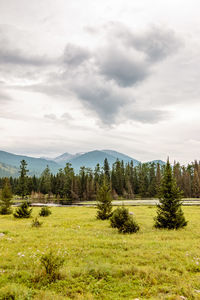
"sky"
0,0,200,164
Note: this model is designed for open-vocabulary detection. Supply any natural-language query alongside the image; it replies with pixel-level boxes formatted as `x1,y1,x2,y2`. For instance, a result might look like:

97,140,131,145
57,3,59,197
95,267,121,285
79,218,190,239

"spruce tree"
154,159,187,229
40,165,51,195
103,158,110,182
0,178,12,215
17,160,29,199
96,180,112,220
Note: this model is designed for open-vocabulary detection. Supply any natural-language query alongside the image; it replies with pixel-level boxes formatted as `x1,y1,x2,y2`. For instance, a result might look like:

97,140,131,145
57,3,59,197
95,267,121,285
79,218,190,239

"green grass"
0,206,200,299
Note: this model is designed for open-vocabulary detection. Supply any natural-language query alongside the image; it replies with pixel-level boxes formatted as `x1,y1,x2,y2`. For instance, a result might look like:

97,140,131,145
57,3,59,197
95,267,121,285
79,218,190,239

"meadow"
0,206,200,300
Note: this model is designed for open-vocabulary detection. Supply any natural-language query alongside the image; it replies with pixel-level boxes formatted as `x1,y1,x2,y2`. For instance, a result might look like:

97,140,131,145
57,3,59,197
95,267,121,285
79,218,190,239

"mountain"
68,150,140,172
0,162,19,177
102,150,140,165
0,150,59,176
147,160,166,166
54,152,85,165
0,149,165,177
53,152,73,164
68,150,117,172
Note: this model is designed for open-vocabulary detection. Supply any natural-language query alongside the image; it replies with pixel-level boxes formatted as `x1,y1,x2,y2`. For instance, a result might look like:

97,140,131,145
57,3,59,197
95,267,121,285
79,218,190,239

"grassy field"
0,206,200,300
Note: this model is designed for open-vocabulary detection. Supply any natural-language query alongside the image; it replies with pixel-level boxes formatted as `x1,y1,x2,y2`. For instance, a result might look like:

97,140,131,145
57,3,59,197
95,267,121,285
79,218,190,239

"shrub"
13,201,32,218
0,206,12,215
40,250,64,282
39,206,52,217
110,207,140,234
31,217,42,227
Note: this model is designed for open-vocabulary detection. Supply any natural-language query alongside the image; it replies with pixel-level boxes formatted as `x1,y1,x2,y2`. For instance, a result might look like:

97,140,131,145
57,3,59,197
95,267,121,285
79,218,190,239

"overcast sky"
0,0,200,163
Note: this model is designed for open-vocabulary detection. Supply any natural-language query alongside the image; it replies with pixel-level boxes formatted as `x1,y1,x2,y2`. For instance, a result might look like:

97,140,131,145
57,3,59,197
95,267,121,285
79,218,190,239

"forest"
0,158,200,201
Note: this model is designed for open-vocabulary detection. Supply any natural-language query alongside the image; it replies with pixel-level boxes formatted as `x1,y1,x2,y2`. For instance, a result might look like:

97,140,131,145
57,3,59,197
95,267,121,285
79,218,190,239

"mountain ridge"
0,149,165,177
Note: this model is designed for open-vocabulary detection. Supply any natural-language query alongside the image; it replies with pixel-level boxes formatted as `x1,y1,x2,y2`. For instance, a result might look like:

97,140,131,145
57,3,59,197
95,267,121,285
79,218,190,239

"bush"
31,217,42,228
0,206,12,215
40,250,64,282
110,207,140,234
13,201,32,218
39,206,52,217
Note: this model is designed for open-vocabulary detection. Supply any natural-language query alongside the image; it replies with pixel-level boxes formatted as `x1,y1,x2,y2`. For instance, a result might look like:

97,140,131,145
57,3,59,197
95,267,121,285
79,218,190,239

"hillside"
0,150,59,176
102,149,140,165
0,162,19,177
68,150,139,172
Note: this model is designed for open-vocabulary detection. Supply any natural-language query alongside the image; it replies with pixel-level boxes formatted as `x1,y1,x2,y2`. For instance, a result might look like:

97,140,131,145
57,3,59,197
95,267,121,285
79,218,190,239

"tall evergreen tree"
103,158,110,182
0,178,12,215
192,169,200,198
40,165,51,195
63,163,74,200
148,163,157,197
156,163,161,195
96,180,112,220
17,160,29,199
154,159,187,229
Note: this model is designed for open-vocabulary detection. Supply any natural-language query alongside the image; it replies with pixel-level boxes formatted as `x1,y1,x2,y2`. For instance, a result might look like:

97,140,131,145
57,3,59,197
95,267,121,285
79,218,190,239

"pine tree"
0,178,12,215
103,158,110,182
192,169,200,198
154,159,187,229
17,160,29,199
40,165,51,195
63,163,75,201
96,180,112,220
156,163,161,195
148,163,157,197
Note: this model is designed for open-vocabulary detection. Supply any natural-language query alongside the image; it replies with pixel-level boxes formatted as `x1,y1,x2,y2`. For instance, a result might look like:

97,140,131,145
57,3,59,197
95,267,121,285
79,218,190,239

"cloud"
61,112,73,120
44,113,57,120
62,44,90,66
96,44,149,87
71,76,129,124
0,48,52,66
1,22,180,126
95,24,181,87
44,112,73,123
127,109,169,124
0,90,12,103
63,24,179,124
108,23,182,63
0,25,54,72
131,28,181,63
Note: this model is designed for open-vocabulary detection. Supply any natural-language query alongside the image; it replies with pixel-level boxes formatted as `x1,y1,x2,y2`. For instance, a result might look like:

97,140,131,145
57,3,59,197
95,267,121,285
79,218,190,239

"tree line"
0,159,200,201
